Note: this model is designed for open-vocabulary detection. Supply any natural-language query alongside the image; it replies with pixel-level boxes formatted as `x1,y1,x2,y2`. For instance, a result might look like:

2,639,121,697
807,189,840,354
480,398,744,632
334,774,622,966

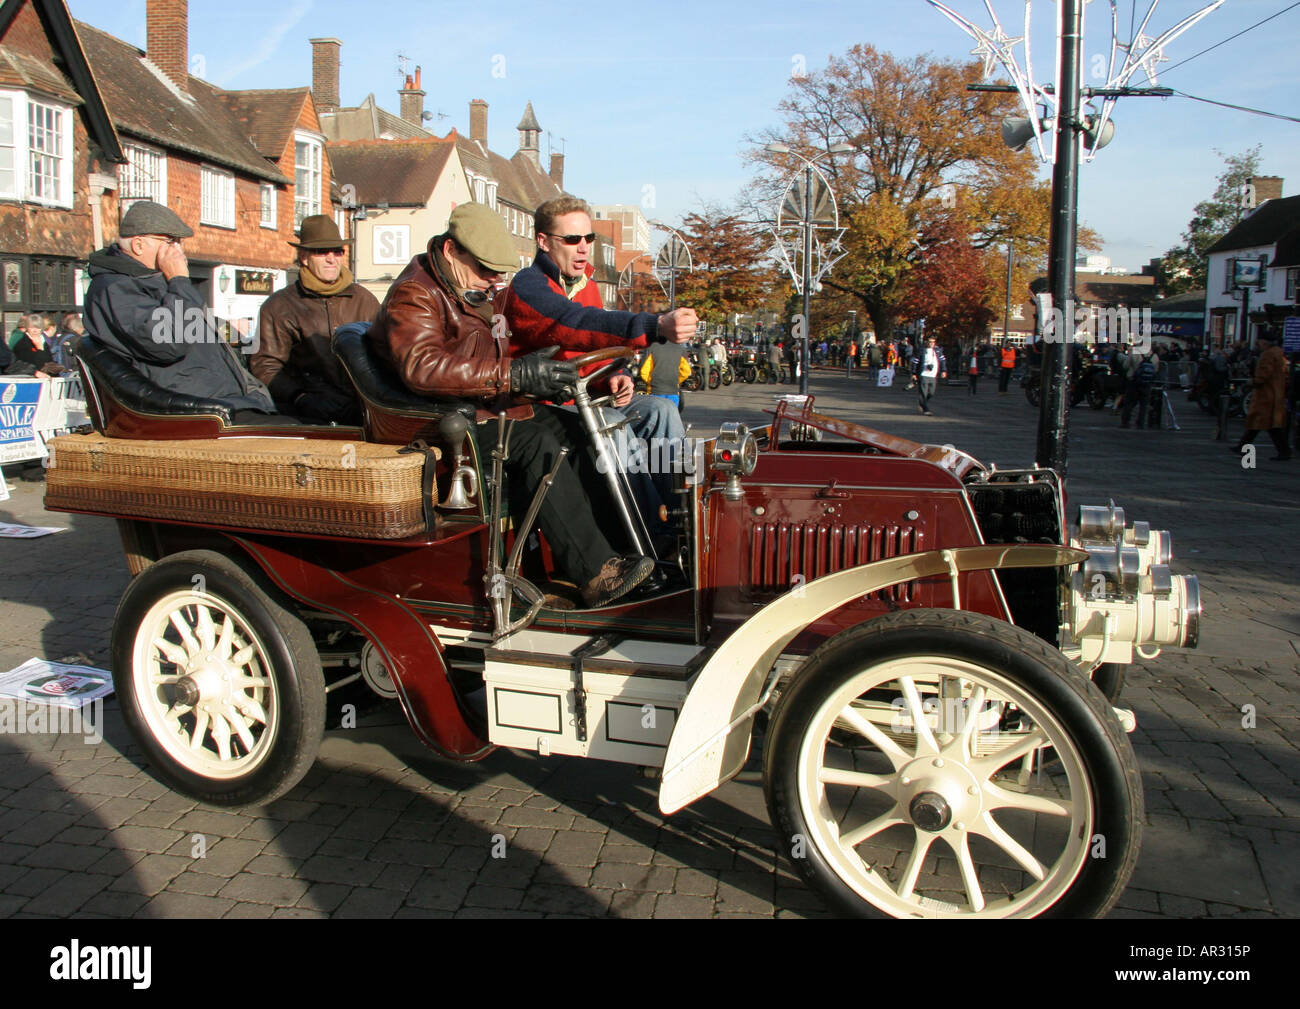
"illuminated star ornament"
927,0,1224,164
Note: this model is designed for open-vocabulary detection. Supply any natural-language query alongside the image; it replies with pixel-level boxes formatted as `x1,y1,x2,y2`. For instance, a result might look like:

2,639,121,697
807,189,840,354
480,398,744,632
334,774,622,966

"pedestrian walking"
1235,334,1291,461
913,335,947,415
968,350,979,394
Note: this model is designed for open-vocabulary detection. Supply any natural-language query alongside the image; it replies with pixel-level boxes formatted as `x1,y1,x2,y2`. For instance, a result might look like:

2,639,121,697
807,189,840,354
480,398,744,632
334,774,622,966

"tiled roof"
74,19,287,183
1206,195,1300,255
517,101,540,130
327,138,453,206
509,151,563,211
1076,276,1158,305
319,94,431,142
1267,225,1300,270
0,42,78,100
222,88,311,160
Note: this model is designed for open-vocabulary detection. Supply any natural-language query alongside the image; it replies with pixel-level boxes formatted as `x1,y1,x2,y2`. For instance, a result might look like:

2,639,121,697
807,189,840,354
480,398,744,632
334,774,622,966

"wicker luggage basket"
44,433,436,539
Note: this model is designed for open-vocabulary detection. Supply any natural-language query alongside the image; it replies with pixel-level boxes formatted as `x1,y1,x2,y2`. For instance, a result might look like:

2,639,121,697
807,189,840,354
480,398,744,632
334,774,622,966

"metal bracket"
569,634,624,742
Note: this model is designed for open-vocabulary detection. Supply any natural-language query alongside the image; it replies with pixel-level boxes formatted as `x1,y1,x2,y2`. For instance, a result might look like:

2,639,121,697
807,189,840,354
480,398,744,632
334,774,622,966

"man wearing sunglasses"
501,198,697,532
253,216,379,423
83,200,277,418
368,203,655,608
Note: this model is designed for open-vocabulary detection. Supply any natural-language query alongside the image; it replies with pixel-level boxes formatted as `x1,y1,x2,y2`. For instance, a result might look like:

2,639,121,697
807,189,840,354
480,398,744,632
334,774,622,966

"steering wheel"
567,346,637,407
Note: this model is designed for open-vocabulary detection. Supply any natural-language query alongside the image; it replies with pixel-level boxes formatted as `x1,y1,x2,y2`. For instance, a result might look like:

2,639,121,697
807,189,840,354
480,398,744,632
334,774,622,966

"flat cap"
119,201,194,239
446,203,516,274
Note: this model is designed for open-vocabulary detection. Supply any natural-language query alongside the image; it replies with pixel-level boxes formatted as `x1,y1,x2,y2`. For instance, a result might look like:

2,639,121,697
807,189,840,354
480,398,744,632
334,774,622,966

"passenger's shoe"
581,554,656,608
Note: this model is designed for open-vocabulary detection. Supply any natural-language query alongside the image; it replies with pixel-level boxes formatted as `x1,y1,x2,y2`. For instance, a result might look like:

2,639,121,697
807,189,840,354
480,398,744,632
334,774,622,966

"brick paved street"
1,367,1296,919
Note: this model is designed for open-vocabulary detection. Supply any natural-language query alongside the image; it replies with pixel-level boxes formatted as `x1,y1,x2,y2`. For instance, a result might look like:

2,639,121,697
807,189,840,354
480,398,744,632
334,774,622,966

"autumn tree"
1158,146,1263,295
750,45,1062,341
671,206,786,322
899,217,997,349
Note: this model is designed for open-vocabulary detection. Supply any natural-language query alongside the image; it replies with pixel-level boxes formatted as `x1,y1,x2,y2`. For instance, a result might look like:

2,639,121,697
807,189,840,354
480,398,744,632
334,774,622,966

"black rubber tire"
1091,662,1126,704
763,609,1142,918
742,365,757,384
708,367,721,390
1086,381,1106,410
1025,382,1041,407
682,367,701,392
111,550,326,807
721,365,734,386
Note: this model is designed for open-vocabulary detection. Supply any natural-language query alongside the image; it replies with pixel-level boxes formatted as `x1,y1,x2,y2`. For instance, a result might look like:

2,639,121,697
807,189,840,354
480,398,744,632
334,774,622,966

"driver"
367,204,654,609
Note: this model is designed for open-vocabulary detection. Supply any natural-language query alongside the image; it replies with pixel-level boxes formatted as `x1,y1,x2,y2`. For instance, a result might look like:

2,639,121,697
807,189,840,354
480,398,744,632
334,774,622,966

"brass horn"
440,412,477,510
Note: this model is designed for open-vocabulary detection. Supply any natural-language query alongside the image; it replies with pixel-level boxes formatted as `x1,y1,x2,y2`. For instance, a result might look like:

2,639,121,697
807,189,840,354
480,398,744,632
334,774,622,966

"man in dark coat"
252,216,379,422
83,201,276,418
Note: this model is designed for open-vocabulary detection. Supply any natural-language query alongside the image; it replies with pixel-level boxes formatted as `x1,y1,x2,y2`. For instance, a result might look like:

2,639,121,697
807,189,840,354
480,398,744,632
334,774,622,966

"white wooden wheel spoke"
239,699,268,725
839,808,906,848
958,685,987,755
153,637,189,668
167,612,201,657
818,766,893,790
235,675,270,689
896,829,935,899
195,604,217,652
211,715,232,762
900,677,940,754
230,644,256,667
953,834,987,913
189,710,209,751
230,712,257,753
984,781,1074,818
215,612,234,656
837,704,909,767
974,727,1048,776
973,812,1048,881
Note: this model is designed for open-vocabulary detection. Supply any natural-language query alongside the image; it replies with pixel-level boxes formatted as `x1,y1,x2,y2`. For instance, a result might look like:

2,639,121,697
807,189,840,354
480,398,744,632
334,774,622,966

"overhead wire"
1166,90,1300,125
1156,1,1300,77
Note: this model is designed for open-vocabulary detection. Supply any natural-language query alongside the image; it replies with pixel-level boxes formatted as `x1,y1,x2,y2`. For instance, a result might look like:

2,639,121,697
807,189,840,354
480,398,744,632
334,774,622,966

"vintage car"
43,327,1200,919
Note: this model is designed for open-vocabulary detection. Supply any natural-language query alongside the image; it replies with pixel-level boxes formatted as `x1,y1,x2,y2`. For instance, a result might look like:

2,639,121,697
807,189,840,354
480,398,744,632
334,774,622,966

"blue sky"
68,0,1299,273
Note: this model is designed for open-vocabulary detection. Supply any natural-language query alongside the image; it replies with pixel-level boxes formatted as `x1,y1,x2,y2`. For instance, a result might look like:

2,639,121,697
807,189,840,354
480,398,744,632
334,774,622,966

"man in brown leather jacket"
368,203,654,608
253,216,379,423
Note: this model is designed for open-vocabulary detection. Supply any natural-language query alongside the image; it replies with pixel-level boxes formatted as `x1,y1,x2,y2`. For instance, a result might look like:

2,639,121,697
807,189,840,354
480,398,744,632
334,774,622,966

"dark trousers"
1121,381,1150,428
968,374,978,394
1238,427,1291,457
472,407,622,586
998,367,1012,392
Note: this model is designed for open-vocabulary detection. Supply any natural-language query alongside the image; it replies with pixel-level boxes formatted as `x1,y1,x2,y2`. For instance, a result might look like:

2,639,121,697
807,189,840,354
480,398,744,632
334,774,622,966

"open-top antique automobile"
44,327,1200,918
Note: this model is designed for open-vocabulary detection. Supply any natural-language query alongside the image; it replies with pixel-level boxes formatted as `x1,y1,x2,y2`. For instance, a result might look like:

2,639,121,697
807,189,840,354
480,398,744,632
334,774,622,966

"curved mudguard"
658,544,1086,814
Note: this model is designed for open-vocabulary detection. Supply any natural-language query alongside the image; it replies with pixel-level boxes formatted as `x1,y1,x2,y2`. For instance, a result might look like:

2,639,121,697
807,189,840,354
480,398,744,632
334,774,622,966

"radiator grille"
748,522,923,600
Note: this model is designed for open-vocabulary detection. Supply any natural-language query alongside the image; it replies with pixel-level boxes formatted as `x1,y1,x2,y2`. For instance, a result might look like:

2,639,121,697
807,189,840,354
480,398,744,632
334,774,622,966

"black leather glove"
510,346,578,400
292,387,357,423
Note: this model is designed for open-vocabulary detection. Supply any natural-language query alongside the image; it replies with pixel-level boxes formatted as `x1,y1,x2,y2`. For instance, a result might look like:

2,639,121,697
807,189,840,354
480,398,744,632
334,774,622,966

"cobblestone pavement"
0,368,1295,918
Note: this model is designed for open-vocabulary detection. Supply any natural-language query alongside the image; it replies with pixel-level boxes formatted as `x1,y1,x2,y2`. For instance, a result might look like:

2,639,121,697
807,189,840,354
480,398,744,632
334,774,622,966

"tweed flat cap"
119,201,194,239
446,203,516,274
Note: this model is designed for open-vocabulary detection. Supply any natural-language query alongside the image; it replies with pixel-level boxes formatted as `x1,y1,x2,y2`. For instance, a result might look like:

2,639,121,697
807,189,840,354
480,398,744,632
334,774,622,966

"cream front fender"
658,544,1086,815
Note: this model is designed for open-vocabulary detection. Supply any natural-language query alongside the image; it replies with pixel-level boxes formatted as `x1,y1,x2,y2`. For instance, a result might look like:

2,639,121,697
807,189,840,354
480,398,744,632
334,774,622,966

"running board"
483,629,708,765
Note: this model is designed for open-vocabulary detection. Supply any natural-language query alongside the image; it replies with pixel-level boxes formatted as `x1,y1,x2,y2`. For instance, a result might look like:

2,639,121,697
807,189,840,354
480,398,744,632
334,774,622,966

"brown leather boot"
581,555,655,608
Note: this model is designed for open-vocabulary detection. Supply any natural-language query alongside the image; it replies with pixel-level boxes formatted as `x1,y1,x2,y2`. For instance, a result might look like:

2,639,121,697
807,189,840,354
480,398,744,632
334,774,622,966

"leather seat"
333,322,475,443
71,336,332,440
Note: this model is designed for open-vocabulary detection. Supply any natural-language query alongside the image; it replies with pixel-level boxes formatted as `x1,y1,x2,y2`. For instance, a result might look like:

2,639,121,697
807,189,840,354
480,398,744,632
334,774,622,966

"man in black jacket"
83,201,277,419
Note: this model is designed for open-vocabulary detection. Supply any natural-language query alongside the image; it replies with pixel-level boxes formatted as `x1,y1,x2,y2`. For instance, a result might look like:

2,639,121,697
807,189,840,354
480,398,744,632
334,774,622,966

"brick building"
0,0,123,333
0,0,335,338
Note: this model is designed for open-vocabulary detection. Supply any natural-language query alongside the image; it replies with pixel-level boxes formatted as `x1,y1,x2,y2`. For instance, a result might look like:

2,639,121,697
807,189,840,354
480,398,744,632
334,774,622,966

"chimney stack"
470,99,488,144
310,38,342,114
1249,176,1283,205
399,66,425,126
146,0,189,90
549,152,565,190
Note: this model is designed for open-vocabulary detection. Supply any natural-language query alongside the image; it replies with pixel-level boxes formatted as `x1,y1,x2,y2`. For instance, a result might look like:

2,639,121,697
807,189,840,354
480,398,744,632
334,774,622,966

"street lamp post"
765,142,854,395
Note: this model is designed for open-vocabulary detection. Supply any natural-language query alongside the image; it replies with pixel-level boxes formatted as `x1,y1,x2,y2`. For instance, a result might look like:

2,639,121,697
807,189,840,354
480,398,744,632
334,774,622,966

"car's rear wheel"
764,609,1141,918
112,550,325,807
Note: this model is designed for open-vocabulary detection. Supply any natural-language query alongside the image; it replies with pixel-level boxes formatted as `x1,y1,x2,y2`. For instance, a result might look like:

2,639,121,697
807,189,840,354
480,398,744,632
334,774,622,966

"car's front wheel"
112,550,326,807
764,609,1142,918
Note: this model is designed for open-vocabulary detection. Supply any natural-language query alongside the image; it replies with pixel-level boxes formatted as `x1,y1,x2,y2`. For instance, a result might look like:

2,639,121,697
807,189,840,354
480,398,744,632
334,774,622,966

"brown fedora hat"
289,215,353,249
